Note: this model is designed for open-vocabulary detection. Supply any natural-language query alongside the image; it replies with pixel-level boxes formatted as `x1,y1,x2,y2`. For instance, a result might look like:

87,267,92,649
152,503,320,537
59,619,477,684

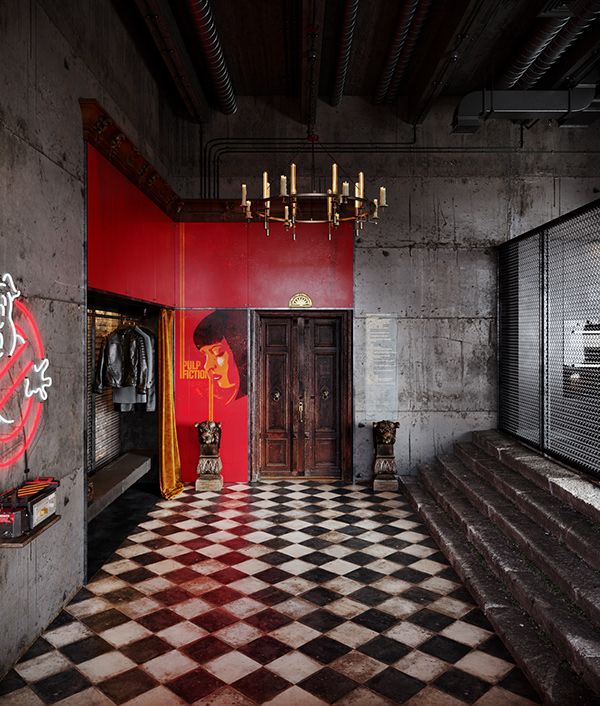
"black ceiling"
123,0,600,126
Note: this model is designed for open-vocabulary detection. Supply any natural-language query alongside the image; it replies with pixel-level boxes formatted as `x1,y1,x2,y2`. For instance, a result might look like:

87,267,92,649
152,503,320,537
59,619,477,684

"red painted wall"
179,221,354,308
87,155,353,483
174,220,353,482
87,145,177,306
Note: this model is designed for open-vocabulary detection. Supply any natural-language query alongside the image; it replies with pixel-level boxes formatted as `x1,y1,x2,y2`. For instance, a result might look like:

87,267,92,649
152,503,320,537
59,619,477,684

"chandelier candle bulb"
358,172,365,198
280,175,287,196
327,190,333,221
373,198,379,220
355,182,360,215
342,181,349,197
290,163,297,195
379,186,387,207
245,199,251,219
284,205,289,222
241,183,247,206
332,163,338,195
263,171,268,199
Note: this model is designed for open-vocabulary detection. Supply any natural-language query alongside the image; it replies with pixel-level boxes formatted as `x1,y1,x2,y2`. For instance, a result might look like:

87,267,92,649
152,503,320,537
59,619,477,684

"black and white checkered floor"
0,482,541,705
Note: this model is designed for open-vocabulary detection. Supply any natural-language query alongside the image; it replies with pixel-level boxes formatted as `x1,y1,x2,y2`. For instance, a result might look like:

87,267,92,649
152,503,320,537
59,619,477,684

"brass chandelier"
241,160,388,239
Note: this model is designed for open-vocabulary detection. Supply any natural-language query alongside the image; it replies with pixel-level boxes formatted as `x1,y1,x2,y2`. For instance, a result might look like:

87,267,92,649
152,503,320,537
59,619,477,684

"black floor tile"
352,608,398,632
239,635,291,664
359,635,411,663
299,635,352,663
0,670,26,696
500,667,543,703
299,667,358,703
233,667,290,702
60,635,113,664
367,667,425,703
167,667,224,703
98,667,157,705
408,609,455,632
32,668,91,704
420,635,471,663
300,609,346,633
434,668,491,703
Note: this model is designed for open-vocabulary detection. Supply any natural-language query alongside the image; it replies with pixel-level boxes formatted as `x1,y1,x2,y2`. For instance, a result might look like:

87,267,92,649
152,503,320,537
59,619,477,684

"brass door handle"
298,400,304,423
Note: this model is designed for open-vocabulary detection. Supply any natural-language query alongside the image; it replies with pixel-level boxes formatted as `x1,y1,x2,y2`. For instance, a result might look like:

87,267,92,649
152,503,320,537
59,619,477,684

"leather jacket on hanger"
94,327,148,394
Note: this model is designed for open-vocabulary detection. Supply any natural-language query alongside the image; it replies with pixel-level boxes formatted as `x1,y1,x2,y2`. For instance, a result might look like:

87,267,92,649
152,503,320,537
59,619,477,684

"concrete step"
418,462,600,696
439,452,600,629
455,441,600,573
472,430,600,525
399,473,597,706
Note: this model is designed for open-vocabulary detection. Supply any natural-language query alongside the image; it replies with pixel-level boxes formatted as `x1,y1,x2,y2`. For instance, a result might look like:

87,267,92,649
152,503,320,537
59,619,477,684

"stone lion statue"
373,420,399,447
195,420,222,457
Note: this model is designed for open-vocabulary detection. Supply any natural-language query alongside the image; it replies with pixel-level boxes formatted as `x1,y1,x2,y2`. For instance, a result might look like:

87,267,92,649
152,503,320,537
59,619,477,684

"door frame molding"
250,309,353,483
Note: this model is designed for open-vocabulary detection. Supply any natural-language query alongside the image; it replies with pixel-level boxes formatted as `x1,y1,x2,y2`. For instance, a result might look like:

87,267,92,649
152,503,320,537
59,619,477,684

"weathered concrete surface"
0,0,197,677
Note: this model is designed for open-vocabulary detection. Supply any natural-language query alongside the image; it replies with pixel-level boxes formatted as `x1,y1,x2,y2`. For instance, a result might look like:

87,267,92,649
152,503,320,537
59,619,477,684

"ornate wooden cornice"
80,99,244,223
80,99,183,219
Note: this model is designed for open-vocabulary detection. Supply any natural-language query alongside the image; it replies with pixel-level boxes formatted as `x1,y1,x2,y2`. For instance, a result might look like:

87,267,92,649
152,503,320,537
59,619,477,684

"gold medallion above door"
253,311,352,481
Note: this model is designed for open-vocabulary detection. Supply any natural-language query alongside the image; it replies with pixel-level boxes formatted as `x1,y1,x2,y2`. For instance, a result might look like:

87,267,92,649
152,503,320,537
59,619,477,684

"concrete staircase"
400,430,600,706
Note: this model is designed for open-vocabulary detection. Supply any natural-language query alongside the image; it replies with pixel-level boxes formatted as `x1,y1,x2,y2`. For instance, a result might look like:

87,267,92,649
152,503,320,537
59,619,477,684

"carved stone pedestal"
373,456,398,491
195,456,223,492
372,420,400,492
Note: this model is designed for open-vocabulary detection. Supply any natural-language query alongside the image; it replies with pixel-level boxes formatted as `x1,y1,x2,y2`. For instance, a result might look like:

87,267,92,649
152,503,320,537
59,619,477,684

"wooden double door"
254,311,352,480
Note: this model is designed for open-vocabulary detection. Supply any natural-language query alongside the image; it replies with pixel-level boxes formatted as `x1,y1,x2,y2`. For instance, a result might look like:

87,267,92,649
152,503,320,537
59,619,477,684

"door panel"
257,312,349,479
261,319,292,475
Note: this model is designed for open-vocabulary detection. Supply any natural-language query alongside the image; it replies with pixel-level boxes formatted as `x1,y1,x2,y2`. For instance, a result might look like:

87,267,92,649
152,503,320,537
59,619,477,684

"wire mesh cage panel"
498,234,541,446
498,198,600,479
546,210,600,476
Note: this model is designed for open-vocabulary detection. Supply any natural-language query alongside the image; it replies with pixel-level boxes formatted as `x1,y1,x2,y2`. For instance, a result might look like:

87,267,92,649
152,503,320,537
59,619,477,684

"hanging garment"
113,327,156,412
94,325,153,411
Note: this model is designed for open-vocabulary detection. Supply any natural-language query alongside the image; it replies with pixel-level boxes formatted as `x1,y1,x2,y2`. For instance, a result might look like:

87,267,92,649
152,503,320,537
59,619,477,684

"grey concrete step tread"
456,441,600,572
400,474,597,706
419,463,600,695
439,452,600,627
87,452,152,522
472,430,600,524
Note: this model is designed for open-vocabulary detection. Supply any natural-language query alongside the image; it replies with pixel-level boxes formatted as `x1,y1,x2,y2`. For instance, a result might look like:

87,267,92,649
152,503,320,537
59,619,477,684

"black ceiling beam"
132,0,209,122
330,0,359,107
301,0,326,130
403,0,488,125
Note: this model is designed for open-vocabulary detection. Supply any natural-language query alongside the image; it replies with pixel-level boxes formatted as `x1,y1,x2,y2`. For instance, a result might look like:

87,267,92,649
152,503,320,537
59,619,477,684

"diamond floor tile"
0,481,541,705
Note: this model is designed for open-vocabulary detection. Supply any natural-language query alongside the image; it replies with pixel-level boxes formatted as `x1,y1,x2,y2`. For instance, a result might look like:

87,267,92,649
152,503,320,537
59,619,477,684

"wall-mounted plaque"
289,292,313,308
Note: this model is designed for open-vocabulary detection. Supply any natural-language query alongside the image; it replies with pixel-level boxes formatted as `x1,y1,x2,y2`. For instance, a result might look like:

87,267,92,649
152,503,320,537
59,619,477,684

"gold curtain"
159,309,185,499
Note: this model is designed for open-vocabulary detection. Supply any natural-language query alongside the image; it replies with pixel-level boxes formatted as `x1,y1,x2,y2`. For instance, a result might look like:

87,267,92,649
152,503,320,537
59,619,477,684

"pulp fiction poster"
176,309,248,482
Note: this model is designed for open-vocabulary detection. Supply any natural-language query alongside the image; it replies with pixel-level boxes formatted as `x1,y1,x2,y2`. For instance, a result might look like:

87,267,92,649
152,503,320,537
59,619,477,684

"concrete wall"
197,96,600,479
0,0,198,676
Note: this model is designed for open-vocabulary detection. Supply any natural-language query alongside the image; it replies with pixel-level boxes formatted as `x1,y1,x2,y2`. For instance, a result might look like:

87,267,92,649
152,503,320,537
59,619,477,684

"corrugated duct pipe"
385,0,432,102
497,16,570,89
187,0,237,115
517,0,600,88
374,0,420,104
331,0,360,106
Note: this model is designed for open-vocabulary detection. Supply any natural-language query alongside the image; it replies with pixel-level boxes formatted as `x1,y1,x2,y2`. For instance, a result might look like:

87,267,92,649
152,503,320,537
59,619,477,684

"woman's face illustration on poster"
197,337,240,404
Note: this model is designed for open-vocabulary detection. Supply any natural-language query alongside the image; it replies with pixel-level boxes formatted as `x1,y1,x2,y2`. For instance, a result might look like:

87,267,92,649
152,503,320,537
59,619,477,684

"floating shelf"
0,515,61,548
87,452,152,522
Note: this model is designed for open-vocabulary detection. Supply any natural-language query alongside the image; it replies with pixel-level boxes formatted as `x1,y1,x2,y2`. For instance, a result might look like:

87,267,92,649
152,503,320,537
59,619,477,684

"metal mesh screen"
498,198,600,479
498,234,541,446
86,310,124,472
546,210,600,476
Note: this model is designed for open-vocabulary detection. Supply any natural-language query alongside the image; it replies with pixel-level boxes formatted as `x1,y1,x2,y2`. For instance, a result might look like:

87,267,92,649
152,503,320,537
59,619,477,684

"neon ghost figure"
0,273,52,427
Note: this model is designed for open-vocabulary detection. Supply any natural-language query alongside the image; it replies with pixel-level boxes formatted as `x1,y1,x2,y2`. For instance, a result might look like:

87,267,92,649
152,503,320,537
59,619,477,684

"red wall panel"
179,221,353,308
87,145,177,306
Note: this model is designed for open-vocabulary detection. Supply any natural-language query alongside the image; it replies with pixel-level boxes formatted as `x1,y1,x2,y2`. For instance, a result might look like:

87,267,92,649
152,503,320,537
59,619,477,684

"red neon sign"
0,274,52,468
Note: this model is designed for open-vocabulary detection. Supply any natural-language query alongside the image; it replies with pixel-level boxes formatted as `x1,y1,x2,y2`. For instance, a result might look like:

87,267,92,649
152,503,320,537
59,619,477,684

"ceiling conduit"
452,85,597,132
497,16,570,89
374,0,419,104
187,0,237,114
517,0,600,88
385,0,432,103
330,0,359,106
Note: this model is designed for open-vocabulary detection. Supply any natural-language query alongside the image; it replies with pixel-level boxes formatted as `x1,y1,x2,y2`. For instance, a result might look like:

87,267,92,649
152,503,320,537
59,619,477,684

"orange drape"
159,309,185,499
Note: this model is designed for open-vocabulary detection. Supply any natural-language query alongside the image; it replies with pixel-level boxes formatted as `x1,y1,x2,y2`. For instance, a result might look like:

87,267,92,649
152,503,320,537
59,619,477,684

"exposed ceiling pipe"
373,0,420,104
452,85,597,132
517,0,600,88
187,0,237,115
330,0,359,106
133,0,208,122
497,16,570,89
385,0,433,103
